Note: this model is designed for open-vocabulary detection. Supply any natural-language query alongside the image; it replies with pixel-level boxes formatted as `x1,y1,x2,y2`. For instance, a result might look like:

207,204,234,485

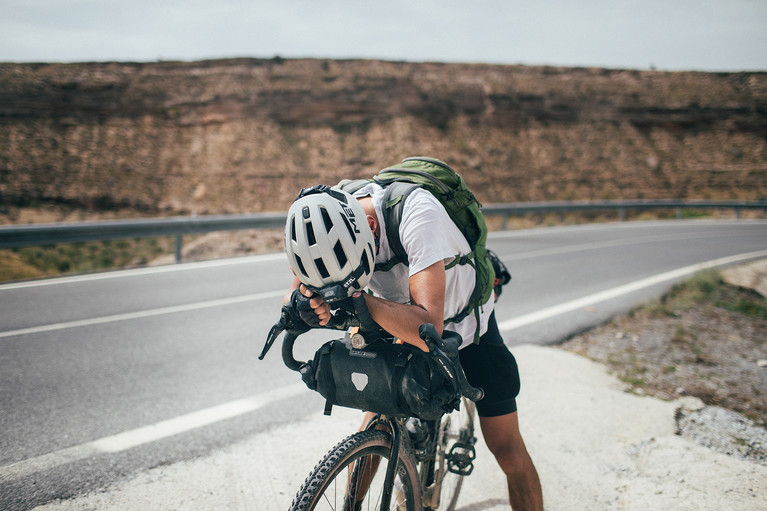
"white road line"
498,249,767,332
0,384,306,481
0,253,287,291
0,290,285,339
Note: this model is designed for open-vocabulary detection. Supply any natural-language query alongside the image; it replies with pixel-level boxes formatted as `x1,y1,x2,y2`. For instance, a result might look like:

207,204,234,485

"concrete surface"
722,258,767,298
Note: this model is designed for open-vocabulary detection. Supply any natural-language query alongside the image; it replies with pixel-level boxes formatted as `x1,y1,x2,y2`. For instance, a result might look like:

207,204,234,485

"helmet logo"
342,204,361,234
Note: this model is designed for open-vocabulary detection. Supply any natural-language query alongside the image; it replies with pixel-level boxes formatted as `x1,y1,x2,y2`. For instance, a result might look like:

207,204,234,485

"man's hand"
298,284,333,326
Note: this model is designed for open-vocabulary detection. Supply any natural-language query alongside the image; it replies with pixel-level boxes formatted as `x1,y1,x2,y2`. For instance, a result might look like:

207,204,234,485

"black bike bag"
300,338,459,421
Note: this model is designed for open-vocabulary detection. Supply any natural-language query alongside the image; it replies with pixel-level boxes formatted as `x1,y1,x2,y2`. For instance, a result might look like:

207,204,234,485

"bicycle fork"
380,420,402,510
346,419,404,511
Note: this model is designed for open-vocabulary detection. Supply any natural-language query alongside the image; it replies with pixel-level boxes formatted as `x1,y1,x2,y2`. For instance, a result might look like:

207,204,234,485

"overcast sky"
2,0,766,71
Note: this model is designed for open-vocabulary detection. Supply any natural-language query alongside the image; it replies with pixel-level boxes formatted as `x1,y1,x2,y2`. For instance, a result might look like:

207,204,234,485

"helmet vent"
295,255,308,278
333,241,347,268
315,258,330,279
340,214,357,244
306,221,316,246
361,250,371,275
320,207,333,233
290,217,297,242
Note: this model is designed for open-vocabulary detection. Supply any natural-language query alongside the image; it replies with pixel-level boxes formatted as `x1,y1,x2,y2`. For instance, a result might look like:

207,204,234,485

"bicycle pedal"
446,441,476,476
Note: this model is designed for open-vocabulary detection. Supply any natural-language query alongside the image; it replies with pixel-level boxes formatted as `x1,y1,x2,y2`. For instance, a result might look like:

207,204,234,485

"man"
283,180,543,510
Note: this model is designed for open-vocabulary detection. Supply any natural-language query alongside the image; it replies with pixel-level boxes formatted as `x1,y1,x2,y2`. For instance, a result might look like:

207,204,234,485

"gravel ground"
560,260,767,468
33,344,767,511
676,403,767,465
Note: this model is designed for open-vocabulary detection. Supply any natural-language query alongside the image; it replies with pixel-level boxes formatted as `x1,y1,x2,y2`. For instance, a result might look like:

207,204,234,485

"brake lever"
418,323,445,352
326,307,359,331
259,304,301,360
258,315,286,360
259,303,355,361
418,323,484,403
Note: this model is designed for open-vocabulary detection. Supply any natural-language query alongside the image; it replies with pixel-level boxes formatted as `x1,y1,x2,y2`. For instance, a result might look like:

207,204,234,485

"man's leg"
479,411,543,511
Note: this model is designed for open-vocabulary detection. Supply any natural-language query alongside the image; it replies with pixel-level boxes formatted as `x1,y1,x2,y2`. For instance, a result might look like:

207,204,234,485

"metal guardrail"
0,213,288,262
0,200,764,262
481,199,767,230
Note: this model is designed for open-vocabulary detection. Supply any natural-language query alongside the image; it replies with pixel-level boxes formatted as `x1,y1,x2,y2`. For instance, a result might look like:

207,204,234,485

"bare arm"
288,261,446,352
362,260,445,351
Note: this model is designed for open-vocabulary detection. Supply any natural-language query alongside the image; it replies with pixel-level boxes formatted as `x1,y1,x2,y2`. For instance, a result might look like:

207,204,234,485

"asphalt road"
1,219,766,510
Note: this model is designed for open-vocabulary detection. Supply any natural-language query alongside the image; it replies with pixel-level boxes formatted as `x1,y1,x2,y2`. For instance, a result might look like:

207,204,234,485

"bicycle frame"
351,402,475,511
259,307,483,511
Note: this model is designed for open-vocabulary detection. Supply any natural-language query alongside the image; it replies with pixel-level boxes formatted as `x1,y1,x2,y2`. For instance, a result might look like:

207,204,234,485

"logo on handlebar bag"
349,349,377,359
351,372,369,391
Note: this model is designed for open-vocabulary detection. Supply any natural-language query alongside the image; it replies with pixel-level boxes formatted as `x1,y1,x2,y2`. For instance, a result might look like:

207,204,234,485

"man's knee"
479,413,533,475
487,437,532,475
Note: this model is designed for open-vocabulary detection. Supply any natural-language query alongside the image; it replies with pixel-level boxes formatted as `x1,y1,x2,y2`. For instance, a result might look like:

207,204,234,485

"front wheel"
290,429,421,511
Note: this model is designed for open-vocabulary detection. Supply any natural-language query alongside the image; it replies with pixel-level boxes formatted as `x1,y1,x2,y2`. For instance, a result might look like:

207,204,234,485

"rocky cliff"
1,58,765,217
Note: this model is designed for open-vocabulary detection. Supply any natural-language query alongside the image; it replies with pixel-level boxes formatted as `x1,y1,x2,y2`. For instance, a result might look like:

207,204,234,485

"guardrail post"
619,207,626,222
175,235,182,263
736,207,741,220
676,207,683,220
501,214,508,231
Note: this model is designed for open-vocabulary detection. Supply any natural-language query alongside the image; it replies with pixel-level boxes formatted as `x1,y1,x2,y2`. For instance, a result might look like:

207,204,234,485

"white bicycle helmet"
285,185,375,299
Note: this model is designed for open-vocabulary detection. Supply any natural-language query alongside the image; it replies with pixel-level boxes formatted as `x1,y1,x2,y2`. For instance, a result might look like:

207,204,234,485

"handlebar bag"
300,338,459,421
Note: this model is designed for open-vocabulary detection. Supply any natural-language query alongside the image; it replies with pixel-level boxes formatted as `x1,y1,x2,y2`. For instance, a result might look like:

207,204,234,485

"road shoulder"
32,344,767,511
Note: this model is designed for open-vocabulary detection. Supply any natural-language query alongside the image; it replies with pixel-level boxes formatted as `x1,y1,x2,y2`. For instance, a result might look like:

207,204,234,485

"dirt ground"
560,261,767,464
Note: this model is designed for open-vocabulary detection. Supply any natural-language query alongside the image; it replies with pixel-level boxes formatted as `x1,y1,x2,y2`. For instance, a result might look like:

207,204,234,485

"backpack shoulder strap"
336,178,373,195
379,181,420,269
338,177,416,272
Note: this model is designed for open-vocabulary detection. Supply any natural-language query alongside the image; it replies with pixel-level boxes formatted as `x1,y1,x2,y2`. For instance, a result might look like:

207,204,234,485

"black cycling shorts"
458,313,521,417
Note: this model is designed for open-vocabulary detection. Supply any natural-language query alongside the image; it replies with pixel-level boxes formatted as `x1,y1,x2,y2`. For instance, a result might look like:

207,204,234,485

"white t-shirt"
352,183,494,348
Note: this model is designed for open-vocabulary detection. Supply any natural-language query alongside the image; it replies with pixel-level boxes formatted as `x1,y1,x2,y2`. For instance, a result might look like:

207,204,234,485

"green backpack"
338,156,495,343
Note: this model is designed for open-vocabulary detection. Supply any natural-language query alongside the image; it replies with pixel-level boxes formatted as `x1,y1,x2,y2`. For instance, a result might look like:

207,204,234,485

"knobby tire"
290,429,421,511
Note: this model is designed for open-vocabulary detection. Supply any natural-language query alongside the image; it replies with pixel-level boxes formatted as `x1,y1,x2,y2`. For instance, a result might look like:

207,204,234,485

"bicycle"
259,307,484,511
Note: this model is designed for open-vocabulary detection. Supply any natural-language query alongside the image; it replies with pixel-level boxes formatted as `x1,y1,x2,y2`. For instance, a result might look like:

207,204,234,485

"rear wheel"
424,399,476,511
290,429,421,511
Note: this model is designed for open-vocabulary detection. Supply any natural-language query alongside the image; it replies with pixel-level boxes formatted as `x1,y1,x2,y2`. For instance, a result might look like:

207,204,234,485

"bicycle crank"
446,441,476,476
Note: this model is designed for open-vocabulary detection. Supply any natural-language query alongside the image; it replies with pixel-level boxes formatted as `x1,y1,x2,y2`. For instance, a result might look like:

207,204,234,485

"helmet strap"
295,184,348,204
310,259,368,303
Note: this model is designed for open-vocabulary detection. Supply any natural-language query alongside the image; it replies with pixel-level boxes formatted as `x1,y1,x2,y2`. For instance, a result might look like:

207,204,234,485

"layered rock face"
1,58,765,215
